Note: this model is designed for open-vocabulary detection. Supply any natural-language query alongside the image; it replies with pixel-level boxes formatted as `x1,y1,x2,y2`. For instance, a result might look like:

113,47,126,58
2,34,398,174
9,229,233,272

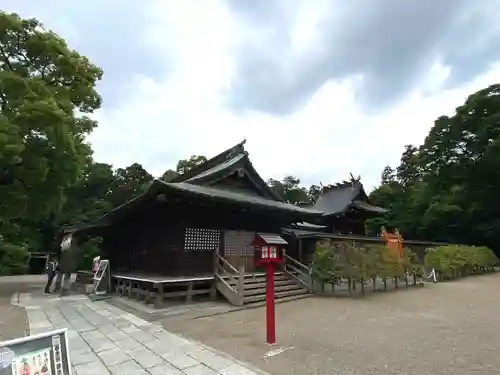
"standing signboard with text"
0,328,72,375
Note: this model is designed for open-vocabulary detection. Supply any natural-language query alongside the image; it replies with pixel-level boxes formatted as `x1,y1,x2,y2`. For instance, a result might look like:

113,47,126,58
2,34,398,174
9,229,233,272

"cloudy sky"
3,0,500,190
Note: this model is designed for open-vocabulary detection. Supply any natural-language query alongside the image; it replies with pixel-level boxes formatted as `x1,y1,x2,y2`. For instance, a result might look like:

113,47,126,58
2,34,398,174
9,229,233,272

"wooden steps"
225,272,309,305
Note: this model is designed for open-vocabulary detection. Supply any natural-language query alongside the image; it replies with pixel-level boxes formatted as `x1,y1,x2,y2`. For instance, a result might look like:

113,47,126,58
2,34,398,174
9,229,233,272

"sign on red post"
252,234,288,345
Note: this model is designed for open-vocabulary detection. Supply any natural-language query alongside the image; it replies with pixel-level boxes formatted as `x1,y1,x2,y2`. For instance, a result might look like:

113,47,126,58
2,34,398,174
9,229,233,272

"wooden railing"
214,250,245,306
284,253,312,292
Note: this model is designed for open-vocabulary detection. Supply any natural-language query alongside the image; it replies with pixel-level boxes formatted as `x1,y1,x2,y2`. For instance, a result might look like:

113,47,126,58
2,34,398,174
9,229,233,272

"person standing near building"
44,258,58,294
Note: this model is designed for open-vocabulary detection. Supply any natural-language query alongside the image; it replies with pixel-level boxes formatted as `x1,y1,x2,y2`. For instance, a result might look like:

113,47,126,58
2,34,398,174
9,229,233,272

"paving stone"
108,360,149,375
146,362,183,375
160,352,199,369
129,329,156,344
72,322,95,332
113,319,132,329
74,360,110,375
129,348,165,368
144,325,165,335
118,338,147,353
107,330,130,342
97,324,117,335
81,329,106,341
142,338,168,354
219,364,259,375
155,331,192,348
188,349,234,371
122,325,142,334
182,364,219,375
23,294,264,375
86,338,118,353
71,351,100,366
70,338,92,354
97,347,131,366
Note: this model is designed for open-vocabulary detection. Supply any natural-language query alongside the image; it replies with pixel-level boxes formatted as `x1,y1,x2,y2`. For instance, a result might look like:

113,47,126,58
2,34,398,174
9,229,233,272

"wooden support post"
209,280,217,300
186,282,194,303
145,283,152,305
213,247,219,275
237,265,245,302
127,280,132,298
154,283,163,309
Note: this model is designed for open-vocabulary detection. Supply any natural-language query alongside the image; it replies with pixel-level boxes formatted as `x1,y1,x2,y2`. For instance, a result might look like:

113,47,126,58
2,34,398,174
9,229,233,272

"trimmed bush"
310,241,423,296
424,245,498,280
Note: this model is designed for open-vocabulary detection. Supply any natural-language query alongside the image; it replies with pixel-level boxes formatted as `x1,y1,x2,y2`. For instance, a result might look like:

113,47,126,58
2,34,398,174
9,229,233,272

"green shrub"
424,245,498,280
0,241,29,275
311,241,424,295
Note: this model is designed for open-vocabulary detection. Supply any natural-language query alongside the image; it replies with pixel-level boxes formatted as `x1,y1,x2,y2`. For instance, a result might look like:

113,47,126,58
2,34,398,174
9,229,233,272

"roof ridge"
171,140,246,182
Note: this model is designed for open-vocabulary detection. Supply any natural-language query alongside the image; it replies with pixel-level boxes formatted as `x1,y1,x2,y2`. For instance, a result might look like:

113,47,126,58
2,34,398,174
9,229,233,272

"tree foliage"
424,245,498,279
0,12,102,273
366,84,500,257
311,241,424,296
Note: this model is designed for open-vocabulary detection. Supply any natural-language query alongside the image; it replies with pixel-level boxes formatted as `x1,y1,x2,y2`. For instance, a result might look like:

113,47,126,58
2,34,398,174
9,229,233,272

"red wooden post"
266,262,276,345
252,234,287,346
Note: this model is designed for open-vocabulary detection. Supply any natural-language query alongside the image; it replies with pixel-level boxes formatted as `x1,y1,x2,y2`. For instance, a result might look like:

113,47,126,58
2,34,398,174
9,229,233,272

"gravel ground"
162,273,500,375
0,274,46,341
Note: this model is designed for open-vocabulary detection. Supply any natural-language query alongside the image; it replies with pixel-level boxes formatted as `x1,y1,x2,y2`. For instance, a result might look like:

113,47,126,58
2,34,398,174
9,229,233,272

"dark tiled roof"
186,154,245,183
291,222,327,229
311,181,388,216
351,200,389,214
171,140,247,183
257,233,288,245
156,181,323,216
175,140,281,201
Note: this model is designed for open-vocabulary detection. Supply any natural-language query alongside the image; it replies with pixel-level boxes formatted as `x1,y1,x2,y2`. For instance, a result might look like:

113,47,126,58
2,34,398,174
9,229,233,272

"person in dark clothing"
44,259,58,294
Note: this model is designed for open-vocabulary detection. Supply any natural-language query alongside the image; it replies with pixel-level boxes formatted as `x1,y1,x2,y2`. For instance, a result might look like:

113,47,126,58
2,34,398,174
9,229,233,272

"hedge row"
423,245,498,280
311,241,498,295
310,241,425,295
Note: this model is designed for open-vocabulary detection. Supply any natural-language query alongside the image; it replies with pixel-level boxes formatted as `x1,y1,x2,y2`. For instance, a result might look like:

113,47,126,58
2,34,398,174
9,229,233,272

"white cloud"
88,0,500,191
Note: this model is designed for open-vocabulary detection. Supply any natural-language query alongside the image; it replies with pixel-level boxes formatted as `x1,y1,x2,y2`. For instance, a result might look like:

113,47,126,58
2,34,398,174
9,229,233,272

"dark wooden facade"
71,140,322,277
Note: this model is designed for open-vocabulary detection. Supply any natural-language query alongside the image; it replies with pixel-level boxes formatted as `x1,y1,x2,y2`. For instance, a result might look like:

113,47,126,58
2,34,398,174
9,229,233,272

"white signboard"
0,328,72,375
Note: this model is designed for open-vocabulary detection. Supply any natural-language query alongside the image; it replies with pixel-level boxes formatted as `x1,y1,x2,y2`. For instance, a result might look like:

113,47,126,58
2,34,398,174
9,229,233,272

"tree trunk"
383,278,387,291
347,277,352,295
361,278,365,296
394,276,398,289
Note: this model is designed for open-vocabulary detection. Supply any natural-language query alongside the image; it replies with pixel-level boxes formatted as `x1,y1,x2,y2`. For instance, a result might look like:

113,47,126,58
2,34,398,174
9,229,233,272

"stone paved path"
14,293,267,375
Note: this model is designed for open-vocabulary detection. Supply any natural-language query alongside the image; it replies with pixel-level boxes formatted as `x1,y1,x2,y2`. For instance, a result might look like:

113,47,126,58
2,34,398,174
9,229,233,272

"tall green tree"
268,175,310,204
0,12,103,273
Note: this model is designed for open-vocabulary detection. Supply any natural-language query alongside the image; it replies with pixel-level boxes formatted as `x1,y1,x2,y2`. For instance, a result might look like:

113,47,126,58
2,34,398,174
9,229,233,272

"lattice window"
224,230,255,256
184,228,220,252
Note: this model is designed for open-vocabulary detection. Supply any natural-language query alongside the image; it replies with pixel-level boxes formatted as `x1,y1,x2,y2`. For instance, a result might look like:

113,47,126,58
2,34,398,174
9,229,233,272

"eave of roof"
281,228,449,246
351,200,389,214
155,180,323,217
